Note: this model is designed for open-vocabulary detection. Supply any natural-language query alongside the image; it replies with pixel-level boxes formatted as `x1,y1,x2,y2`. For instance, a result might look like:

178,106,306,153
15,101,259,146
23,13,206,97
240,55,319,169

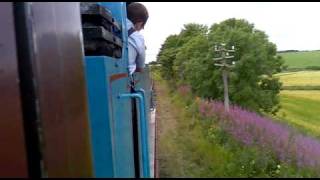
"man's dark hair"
127,2,149,26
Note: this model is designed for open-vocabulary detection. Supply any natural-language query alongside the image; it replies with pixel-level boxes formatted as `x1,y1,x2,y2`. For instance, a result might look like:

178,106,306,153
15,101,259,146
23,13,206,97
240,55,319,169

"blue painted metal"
84,60,135,178
83,2,135,178
99,2,129,68
118,92,150,178
109,73,135,177
83,2,153,178
134,88,151,177
134,67,153,176
83,57,114,177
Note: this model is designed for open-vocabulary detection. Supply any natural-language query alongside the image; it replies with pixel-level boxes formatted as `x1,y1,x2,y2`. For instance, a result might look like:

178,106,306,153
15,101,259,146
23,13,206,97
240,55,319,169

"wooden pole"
222,68,229,112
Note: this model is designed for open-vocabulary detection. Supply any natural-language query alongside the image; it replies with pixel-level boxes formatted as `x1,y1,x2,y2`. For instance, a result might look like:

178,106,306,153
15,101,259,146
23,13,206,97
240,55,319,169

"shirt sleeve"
128,42,137,74
134,33,146,69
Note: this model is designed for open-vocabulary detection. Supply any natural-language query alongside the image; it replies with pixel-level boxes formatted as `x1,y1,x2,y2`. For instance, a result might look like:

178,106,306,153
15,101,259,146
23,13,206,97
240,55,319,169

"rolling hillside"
278,50,320,70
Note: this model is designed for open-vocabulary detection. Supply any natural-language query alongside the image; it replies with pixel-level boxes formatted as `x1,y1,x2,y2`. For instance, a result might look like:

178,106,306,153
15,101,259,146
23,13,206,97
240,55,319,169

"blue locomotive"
0,2,155,178
82,2,155,178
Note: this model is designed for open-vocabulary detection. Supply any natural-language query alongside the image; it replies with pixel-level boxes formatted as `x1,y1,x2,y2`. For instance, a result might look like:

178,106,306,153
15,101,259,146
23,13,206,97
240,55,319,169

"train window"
80,2,123,58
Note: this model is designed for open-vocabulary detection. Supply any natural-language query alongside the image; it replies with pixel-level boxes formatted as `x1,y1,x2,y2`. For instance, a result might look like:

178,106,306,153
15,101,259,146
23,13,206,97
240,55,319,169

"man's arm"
135,34,146,73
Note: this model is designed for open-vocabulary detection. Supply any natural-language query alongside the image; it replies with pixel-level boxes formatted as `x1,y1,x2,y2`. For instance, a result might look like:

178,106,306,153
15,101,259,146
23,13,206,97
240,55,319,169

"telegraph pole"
213,43,235,112
222,68,229,111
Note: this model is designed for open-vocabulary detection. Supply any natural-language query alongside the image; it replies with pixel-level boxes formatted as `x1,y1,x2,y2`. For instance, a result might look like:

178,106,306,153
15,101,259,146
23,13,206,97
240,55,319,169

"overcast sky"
138,2,320,63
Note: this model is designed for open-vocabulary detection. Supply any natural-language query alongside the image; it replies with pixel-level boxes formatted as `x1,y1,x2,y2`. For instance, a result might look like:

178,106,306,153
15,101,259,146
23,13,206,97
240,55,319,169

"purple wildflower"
197,99,320,171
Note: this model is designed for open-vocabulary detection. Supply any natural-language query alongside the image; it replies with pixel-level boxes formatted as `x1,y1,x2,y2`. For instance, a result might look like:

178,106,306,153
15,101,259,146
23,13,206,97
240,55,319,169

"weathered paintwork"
16,2,94,177
0,2,29,177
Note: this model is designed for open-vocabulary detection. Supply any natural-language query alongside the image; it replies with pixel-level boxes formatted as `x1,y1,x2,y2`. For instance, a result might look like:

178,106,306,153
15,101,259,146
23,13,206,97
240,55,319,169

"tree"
173,24,209,84
157,23,208,81
157,35,180,80
156,18,284,114
206,18,284,114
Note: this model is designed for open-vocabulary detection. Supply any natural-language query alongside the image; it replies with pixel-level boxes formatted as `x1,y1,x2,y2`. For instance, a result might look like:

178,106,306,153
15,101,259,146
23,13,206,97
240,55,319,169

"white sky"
138,2,320,63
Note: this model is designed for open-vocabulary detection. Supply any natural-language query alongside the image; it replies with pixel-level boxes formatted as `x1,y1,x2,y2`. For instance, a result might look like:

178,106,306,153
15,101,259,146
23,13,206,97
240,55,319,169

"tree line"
156,18,286,114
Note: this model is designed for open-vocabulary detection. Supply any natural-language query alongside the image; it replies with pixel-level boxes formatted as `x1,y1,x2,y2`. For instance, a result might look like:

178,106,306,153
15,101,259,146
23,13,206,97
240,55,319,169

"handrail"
118,91,150,178
134,89,151,176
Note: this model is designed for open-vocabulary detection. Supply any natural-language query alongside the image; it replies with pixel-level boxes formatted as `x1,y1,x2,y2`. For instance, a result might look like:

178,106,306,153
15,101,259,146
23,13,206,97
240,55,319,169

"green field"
274,50,320,137
275,71,320,87
275,90,320,138
274,49,320,136
278,51,320,70
155,72,314,177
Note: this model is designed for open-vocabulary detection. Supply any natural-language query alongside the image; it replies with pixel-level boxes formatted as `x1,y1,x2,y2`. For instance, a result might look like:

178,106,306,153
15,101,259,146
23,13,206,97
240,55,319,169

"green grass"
273,69,320,138
278,51,320,70
161,89,306,177
275,71,320,87
274,90,320,138
155,69,317,177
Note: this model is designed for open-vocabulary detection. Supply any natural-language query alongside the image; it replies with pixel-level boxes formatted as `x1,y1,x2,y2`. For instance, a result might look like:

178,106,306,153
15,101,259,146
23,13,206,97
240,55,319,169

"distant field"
280,90,320,101
274,69,320,138
275,71,320,87
274,90,320,138
278,51,320,70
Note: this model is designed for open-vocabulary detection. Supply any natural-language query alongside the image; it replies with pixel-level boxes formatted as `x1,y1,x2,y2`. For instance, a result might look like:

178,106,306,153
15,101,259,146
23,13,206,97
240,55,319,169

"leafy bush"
157,18,284,115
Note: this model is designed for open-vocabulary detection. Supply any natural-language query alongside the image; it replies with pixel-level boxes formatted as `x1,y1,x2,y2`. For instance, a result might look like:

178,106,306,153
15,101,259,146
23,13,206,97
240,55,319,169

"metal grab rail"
134,89,151,177
118,91,150,178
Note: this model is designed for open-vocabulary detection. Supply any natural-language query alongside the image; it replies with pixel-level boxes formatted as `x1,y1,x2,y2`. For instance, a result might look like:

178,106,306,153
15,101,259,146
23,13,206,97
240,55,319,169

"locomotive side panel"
0,2,29,177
